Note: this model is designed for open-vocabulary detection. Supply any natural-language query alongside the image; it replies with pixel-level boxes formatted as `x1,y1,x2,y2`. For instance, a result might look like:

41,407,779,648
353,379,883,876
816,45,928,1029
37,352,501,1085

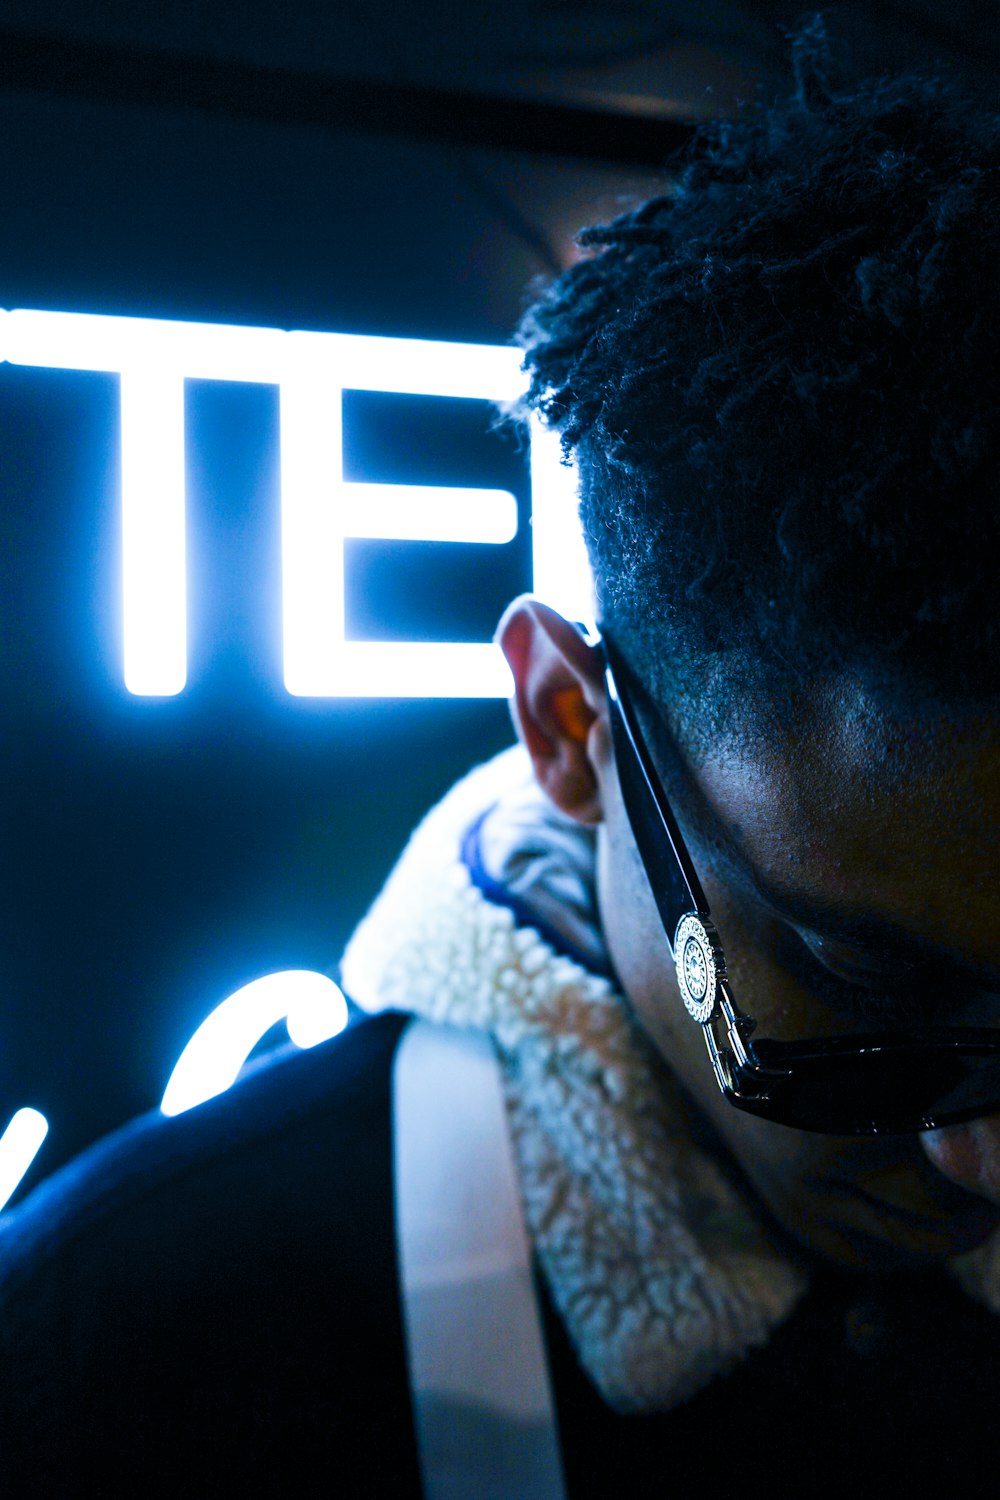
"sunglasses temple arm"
604,659,710,945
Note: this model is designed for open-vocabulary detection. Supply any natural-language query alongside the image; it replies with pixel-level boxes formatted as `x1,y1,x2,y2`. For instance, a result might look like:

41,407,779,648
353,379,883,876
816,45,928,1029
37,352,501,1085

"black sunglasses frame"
603,638,1000,1135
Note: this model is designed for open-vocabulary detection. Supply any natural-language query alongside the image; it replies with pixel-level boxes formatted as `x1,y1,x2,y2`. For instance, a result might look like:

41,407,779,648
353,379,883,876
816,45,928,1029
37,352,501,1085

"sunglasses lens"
741,1039,1000,1134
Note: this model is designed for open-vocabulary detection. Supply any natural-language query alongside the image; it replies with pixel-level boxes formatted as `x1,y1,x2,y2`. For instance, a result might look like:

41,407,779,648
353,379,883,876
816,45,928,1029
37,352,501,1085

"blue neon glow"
340,484,517,544
119,370,187,694
0,1108,49,1213
0,308,594,697
529,414,595,631
278,333,524,697
160,970,350,1117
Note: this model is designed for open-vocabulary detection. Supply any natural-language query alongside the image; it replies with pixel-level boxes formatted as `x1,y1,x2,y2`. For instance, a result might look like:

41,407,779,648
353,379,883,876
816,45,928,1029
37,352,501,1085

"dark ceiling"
1,2,996,156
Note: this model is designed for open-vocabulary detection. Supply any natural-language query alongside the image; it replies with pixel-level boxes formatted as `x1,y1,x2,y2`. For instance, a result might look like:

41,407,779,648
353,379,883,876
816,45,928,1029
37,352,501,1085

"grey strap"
393,1019,568,1500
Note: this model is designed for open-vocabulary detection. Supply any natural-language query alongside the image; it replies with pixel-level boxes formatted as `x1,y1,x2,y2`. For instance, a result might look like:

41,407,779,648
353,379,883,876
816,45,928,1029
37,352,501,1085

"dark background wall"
0,2,994,1196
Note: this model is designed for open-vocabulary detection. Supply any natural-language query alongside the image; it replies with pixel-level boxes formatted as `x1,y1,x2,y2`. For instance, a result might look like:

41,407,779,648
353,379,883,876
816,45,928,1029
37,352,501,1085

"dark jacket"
0,1009,994,1497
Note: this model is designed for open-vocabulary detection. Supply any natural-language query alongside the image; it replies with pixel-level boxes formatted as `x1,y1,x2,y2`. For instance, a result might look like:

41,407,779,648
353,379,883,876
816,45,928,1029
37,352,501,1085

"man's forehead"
662,676,1000,969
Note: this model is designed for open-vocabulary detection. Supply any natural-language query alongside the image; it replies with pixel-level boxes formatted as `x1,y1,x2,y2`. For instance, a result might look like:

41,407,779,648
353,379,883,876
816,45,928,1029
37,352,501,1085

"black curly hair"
513,14,1000,737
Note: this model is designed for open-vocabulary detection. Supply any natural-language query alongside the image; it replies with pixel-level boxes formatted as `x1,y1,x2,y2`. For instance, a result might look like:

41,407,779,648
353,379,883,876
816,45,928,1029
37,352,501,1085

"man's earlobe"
496,596,606,825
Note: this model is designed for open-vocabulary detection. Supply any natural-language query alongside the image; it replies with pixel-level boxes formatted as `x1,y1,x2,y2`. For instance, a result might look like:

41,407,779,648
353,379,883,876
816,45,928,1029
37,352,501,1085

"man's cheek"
920,1116,1000,1205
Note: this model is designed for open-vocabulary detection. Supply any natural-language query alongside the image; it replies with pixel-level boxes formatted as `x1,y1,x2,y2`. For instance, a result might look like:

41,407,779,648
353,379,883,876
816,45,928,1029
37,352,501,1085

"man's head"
511,16,1000,743
499,21,1000,1268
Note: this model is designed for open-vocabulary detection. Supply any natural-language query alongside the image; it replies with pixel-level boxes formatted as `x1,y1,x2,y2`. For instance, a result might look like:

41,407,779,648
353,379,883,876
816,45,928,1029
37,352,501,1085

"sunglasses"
603,638,1000,1135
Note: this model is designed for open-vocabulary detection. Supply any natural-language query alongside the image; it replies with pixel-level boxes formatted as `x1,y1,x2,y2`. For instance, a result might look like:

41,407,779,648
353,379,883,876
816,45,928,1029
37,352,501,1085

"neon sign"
0,971,352,1210
0,310,594,1208
161,970,350,1117
0,1109,49,1214
0,309,592,697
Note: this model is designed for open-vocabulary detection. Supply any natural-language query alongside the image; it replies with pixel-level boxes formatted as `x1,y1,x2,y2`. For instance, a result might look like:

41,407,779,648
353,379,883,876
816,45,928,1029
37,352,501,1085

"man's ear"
496,596,606,825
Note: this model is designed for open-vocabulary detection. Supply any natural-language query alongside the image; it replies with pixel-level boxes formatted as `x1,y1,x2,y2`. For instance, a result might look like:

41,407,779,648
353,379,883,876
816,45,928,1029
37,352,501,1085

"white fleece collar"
342,747,813,1413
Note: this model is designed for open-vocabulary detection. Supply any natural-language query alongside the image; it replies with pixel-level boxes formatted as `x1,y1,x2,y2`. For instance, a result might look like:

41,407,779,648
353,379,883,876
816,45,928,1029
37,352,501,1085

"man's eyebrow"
641,696,1000,991
752,880,1000,993
666,754,998,989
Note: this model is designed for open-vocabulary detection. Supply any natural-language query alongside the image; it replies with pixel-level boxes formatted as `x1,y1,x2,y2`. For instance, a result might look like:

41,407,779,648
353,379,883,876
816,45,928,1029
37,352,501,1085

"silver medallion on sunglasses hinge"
674,914,726,1024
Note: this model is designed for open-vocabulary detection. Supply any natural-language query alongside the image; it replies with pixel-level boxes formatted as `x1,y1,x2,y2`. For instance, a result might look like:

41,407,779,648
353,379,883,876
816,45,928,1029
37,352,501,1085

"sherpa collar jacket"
1,748,999,1497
